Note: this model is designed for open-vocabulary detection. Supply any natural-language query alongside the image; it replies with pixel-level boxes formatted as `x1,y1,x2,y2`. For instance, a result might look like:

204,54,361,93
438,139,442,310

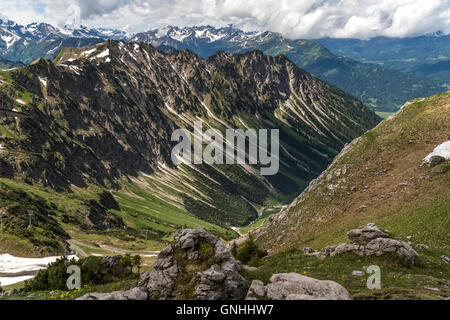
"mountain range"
0,20,447,112
316,32,450,83
0,40,379,256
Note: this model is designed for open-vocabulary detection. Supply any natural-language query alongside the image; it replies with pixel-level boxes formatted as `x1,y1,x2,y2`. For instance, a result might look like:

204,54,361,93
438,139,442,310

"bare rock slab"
347,223,389,243
77,287,148,300
246,273,352,300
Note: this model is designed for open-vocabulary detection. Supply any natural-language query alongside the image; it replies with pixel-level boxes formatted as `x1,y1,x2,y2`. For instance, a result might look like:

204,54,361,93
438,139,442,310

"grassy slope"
255,92,450,254
375,111,395,119
242,92,450,300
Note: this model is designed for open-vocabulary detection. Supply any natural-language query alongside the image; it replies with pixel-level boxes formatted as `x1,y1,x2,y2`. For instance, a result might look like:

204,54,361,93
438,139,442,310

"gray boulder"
98,255,132,279
139,228,249,300
139,245,179,298
428,155,445,167
319,238,420,265
246,273,352,300
77,287,148,300
362,238,419,264
347,223,389,243
246,280,267,300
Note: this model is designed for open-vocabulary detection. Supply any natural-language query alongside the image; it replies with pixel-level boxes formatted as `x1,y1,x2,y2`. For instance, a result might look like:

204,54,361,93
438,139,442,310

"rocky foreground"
77,223,425,301
76,223,450,300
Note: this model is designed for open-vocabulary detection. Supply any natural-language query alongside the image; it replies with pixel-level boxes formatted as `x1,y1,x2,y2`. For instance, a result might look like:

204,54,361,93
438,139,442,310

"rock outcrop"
76,229,248,300
98,255,132,278
347,223,389,243
77,287,148,300
138,229,249,300
246,273,352,300
317,223,420,265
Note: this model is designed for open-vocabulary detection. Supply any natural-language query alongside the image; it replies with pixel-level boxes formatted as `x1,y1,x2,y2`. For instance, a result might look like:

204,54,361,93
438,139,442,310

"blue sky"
0,0,449,39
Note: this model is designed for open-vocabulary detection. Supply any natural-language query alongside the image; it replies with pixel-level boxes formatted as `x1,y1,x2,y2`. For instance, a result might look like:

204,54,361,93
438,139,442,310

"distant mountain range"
316,32,450,84
0,19,128,64
130,26,448,112
0,20,447,112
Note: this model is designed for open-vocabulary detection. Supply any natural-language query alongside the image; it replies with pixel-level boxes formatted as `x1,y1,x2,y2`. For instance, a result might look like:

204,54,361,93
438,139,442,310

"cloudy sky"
0,0,449,39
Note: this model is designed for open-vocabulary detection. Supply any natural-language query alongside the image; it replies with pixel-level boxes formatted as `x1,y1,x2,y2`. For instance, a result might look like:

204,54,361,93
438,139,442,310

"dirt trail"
67,240,88,257
67,239,160,257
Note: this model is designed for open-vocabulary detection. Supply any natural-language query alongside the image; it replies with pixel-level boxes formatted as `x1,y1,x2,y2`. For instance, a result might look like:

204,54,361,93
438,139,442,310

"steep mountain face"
0,40,379,255
0,19,129,64
132,26,447,112
253,92,450,255
316,33,450,76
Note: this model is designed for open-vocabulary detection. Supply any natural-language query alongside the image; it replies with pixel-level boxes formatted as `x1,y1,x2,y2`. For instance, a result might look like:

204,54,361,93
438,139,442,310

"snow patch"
423,140,450,164
81,48,96,56
39,76,47,87
0,253,78,286
91,48,109,60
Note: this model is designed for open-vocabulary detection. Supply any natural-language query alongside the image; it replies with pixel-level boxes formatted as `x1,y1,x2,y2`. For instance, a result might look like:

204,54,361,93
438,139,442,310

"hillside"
0,40,379,256
253,92,450,255
411,60,450,84
133,26,447,112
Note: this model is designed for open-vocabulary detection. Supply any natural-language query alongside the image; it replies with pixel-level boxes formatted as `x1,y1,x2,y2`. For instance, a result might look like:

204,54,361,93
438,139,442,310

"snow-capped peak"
131,25,270,45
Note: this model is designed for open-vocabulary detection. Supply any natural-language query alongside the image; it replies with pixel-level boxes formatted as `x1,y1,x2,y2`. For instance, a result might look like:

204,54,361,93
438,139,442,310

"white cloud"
0,0,449,39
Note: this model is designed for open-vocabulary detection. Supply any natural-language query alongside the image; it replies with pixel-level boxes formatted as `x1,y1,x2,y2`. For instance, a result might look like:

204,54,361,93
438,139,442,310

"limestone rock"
246,280,267,300
246,273,352,300
77,287,148,300
347,223,389,243
139,228,248,300
319,237,420,265
362,238,419,264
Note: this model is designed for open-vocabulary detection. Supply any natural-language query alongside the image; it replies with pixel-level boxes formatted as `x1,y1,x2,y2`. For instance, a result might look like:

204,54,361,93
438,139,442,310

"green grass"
115,180,236,239
375,111,395,119
1,275,140,300
75,244,110,256
255,92,450,255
